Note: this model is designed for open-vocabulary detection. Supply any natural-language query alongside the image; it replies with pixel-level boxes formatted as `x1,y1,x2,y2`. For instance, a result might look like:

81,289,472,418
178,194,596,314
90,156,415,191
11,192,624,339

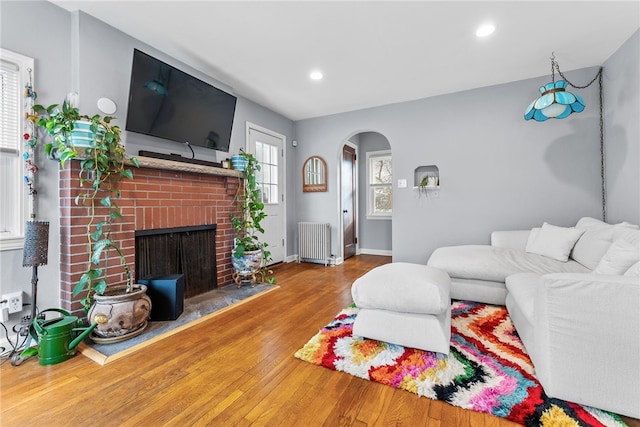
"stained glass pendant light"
523,53,607,223
524,54,585,121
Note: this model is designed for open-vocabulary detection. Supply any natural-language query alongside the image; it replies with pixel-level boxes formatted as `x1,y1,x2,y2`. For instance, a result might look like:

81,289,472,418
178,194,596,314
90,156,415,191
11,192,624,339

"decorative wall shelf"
413,165,440,190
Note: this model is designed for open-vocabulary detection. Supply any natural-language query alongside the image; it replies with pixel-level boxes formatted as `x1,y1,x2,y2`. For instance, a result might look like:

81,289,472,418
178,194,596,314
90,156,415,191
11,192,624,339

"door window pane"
255,141,279,205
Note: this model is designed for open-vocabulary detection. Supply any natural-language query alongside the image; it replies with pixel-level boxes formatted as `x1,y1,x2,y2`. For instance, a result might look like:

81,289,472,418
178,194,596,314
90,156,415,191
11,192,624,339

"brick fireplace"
59,157,242,315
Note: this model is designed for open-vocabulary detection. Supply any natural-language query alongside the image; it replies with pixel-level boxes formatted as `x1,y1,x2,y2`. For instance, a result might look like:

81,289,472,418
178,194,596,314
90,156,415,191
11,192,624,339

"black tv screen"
125,49,236,153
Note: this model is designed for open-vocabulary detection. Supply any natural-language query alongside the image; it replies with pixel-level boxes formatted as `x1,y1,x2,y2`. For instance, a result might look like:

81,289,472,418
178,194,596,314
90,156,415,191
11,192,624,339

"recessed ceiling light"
310,70,323,81
476,23,496,38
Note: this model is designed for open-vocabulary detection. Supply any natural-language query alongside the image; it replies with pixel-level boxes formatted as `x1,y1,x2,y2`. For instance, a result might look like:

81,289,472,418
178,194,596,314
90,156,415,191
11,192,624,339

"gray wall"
294,64,617,264
603,29,640,224
0,1,294,335
357,132,392,253
1,0,70,333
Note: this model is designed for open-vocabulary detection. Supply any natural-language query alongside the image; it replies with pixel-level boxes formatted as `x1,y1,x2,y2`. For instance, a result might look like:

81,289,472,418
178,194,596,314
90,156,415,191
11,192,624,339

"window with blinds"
1,49,33,250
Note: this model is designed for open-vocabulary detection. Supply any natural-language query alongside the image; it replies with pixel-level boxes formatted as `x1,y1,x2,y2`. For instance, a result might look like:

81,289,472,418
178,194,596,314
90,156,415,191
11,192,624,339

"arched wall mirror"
302,156,328,192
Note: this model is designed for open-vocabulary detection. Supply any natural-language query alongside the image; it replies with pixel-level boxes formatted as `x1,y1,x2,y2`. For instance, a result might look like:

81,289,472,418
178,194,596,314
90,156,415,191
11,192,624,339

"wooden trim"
136,156,243,178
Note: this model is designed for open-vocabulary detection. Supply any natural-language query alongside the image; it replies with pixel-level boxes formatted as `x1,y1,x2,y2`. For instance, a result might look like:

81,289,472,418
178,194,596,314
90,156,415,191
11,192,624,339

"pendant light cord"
554,61,606,222
598,70,605,223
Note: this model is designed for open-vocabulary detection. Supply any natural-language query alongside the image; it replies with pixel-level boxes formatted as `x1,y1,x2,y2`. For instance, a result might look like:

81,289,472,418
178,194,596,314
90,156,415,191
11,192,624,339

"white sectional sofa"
427,217,640,419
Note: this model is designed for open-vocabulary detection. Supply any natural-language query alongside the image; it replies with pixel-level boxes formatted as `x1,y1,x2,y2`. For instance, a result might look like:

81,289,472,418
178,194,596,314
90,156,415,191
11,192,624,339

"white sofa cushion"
593,238,640,275
625,261,640,277
533,273,640,418
428,245,589,283
351,263,450,315
525,223,585,262
490,230,531,250
449,278,508,305
571,217,640,270
505,273,539,323
505,273,540,357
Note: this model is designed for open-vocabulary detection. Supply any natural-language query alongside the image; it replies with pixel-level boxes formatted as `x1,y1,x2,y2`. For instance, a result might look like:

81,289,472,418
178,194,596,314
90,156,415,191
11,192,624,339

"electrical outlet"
9,296,21,313
2,292,22,314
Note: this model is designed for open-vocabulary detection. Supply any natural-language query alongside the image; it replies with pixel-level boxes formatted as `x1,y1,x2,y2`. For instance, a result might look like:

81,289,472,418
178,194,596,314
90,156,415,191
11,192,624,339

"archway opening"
340,131,392,261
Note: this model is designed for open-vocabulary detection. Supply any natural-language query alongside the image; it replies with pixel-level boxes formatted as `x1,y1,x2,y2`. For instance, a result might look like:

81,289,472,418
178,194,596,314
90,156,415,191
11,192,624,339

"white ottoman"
351,263,451,354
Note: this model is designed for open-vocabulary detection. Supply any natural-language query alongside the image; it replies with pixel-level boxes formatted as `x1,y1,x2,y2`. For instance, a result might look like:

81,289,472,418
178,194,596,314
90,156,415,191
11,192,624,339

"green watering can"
27,308,98,366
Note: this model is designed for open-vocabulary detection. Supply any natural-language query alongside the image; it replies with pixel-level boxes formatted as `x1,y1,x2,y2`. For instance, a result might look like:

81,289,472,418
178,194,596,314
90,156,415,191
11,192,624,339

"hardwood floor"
1,255,637,426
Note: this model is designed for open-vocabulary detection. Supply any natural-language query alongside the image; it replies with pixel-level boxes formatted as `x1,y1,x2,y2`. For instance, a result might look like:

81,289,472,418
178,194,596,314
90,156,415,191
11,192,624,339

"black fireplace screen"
135,225,217,298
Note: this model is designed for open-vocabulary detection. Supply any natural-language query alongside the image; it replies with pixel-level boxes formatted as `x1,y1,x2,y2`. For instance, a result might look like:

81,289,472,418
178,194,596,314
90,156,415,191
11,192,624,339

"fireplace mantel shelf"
136,156,243,178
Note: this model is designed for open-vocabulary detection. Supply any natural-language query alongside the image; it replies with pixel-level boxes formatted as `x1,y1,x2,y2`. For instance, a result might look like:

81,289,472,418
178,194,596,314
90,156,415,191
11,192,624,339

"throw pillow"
594,238,640,275
525,222,585,262
624,261,640,277
571,222,640,270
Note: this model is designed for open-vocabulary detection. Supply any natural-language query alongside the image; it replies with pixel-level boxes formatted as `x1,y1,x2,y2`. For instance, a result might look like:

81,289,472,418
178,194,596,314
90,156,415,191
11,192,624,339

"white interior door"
247,124,285,264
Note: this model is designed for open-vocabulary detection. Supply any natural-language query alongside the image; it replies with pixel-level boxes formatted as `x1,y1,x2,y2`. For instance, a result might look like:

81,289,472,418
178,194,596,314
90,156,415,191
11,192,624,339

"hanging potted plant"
33,100,151,343
230,149,275,286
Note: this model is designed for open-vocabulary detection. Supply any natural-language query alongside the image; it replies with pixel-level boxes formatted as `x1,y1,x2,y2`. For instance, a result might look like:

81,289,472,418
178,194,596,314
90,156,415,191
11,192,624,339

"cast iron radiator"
298,222,331,266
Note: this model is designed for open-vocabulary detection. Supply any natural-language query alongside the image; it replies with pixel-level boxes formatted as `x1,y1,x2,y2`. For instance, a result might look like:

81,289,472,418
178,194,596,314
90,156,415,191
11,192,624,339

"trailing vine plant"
33,101,139,310
230,149,275,283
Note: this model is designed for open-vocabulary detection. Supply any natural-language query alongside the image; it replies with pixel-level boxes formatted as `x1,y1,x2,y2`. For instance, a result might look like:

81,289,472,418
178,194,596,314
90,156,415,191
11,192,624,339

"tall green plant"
230,149,274,283
33,101,139,310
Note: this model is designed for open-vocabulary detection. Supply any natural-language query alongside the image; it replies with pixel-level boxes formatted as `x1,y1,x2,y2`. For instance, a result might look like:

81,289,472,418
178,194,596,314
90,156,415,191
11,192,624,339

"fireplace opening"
135,224,217,298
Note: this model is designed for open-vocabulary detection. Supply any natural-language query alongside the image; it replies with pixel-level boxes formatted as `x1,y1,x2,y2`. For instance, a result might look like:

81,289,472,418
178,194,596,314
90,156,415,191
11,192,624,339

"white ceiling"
51,1,639,121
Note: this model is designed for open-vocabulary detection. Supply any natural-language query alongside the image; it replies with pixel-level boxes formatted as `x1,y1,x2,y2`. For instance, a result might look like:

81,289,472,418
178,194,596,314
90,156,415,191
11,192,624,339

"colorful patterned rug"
295,301,627,426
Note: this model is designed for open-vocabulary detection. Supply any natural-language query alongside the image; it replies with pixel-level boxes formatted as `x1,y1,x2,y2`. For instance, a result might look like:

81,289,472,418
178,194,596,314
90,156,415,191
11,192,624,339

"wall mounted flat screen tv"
125,49,237,153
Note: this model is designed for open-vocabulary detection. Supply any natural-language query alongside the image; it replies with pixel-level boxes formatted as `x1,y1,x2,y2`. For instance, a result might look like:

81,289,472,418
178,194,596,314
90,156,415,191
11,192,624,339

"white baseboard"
291,254,340,266
358,248,392,256
284,255,298,263
288,251,388,265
